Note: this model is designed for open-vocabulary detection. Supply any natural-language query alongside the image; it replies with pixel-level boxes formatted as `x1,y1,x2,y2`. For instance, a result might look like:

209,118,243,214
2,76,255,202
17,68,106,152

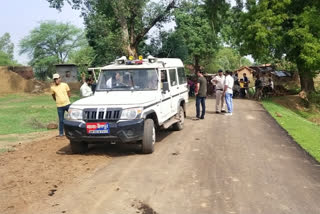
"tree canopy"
19,21,85,80
47,0,178,63
174,0,219,72
228,0,320,92
0,33,17,66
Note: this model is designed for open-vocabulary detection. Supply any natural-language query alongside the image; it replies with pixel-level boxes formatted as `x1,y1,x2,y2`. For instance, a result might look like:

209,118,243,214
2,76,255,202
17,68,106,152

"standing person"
51,73,71,137
224,70,234,116
243,73,250,98
211,69,226,113
80,77,93,97
195,71,207,120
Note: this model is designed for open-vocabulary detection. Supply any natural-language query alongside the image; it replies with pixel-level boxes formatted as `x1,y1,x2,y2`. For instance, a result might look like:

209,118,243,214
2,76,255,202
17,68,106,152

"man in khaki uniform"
51,73,71,137
211,69,226,113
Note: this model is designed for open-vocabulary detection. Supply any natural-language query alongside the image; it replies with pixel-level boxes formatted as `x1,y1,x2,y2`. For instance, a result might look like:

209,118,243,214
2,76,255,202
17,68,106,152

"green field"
262,100,320,162
0,93,80,135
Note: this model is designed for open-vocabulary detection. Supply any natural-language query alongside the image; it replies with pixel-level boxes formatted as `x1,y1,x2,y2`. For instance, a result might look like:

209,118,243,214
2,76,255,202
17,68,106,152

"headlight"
120,108,143,120
67,108,83,120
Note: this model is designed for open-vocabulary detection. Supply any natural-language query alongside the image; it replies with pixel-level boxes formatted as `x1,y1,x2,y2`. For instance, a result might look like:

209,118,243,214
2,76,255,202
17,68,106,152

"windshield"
96,69,158,91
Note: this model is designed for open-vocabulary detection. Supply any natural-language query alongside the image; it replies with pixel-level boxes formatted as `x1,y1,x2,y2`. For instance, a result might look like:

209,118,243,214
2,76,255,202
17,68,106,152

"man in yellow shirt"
51,73,71,137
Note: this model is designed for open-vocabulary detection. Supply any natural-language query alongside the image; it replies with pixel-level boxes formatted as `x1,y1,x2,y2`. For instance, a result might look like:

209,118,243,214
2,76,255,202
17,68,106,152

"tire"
70,140,88,154
172,106,185,131
141,119,155,154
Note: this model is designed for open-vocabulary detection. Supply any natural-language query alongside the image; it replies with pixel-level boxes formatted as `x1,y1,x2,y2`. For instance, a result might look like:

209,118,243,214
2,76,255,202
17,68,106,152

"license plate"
86,122,110,134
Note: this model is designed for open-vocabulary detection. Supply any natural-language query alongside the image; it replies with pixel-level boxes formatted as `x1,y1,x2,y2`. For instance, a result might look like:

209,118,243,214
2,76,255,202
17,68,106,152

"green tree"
0,33,14,60
0,33,18,66
19,21,85,80
232,0,320,92
206,47,252,72
175,0,219,72
47,0,178,60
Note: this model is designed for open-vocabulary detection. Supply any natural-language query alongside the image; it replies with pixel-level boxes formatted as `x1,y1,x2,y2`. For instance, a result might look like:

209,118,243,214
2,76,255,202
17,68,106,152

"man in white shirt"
211,69,226,113
224,70,234,116
80,77,93,97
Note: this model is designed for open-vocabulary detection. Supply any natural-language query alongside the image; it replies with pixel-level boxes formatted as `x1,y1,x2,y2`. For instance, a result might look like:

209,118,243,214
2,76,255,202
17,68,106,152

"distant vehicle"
64,56,188,154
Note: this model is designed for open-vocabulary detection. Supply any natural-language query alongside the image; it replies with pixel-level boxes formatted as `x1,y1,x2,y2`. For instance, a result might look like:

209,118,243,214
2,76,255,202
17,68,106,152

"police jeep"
64,56,188,154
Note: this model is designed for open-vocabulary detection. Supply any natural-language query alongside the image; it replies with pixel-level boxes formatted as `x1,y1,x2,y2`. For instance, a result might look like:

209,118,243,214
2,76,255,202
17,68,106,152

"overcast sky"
1,0,238,65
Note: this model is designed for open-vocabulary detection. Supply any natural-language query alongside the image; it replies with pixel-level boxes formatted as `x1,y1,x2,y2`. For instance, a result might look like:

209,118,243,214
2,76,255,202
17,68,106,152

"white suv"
64,56,188,154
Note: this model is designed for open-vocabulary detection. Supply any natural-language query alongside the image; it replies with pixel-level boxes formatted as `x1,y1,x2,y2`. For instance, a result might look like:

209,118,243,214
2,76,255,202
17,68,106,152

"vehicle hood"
71,91,157,107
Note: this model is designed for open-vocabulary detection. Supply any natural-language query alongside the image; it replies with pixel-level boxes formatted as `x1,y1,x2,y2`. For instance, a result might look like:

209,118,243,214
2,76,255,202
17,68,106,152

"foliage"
0,33,14,60
0,33,18,66
47,0,178,61
229,0,320,92
174,0,219,71
141,30,189,62
205,47,252,72
263,100,320,162
19,21,85,80
0,51,18,66
68,44,96,76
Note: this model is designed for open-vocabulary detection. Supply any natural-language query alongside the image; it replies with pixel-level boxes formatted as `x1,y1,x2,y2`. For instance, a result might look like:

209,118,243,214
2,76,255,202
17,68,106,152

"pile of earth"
0,67,49,95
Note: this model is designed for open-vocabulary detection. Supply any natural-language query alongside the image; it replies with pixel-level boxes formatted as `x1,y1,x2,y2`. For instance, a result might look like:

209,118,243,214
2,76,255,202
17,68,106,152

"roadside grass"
0,93,80,135
262,100,320,162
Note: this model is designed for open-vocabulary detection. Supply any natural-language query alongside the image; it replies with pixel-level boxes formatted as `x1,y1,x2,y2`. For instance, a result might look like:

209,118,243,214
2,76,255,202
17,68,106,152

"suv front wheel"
141,119,155,154
172,106,185,131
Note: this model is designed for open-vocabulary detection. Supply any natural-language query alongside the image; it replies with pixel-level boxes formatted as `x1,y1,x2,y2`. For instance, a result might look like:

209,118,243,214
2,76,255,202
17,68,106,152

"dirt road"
2,98,320,214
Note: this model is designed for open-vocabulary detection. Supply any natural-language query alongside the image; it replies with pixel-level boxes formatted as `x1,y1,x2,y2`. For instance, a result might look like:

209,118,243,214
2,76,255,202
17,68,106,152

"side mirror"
162,82,169,93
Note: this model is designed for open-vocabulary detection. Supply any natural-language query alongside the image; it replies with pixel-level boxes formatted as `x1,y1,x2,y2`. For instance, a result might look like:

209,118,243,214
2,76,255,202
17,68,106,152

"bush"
307,92,320,107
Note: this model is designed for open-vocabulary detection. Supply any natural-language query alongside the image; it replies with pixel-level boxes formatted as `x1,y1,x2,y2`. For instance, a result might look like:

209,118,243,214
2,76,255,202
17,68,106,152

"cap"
53,73,60,79
218,69,223,73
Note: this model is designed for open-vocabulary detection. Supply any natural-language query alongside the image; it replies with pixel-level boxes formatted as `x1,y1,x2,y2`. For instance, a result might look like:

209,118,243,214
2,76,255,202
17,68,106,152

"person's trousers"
196,96,206,118
57,104,70,135
225,93,233,113
215,90,225,112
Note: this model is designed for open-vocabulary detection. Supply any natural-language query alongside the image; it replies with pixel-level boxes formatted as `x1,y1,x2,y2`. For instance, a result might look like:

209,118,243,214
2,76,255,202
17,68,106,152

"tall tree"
0,33,14,60
232,0,320,92
174,0,219,72
19,21,85,80
47,0,178,60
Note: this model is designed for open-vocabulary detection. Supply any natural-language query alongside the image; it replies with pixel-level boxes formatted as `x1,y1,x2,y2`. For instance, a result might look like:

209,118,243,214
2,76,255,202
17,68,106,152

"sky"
0,0,84,65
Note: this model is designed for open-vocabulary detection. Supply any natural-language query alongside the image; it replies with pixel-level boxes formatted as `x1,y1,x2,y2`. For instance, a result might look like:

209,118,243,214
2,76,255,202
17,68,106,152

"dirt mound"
0,67,35,94
0,67,49,95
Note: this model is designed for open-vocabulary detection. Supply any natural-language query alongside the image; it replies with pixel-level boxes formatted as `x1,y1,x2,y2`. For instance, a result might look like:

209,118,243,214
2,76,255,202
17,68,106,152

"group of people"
194,69,234,120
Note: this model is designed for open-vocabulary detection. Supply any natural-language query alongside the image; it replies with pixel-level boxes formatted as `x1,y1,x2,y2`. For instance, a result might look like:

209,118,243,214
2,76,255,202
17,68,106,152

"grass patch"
0,93,80,135
262,100,320,162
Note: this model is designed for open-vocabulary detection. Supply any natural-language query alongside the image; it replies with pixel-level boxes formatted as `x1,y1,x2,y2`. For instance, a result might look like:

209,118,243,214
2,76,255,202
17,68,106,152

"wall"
56,65,78,83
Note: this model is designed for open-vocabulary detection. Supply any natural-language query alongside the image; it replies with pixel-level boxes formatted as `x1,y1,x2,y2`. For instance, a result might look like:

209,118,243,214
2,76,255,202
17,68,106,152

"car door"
168,68,180,115
159,69,172,121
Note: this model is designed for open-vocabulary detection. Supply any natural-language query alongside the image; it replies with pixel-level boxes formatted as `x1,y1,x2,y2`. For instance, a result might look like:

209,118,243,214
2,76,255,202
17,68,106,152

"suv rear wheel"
172,106,185,131
141,119,155,154
70,140,88,154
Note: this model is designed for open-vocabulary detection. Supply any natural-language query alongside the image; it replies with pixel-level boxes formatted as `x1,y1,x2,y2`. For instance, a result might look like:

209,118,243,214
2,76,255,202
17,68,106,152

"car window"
169,69,177,86
177,67,187,85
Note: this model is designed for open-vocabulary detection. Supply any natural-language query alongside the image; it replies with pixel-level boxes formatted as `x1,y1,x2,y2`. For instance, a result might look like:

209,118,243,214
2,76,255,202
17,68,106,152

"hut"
234,66,255,87
55,64,78,83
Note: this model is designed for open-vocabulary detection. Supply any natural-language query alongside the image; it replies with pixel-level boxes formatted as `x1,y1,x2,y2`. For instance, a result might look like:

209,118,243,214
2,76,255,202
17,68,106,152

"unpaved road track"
2,98,320,214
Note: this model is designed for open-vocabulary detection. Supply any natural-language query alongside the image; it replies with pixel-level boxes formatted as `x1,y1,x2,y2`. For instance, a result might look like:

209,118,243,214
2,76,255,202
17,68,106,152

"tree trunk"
194,56,201,73
297,63,315,92
299,71,315,93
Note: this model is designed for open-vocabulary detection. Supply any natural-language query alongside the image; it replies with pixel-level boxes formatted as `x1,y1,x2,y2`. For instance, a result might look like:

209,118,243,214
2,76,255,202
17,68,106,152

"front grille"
83,108,121,121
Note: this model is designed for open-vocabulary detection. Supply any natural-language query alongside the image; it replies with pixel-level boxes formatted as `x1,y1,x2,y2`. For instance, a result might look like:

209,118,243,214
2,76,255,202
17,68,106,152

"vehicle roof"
100,58,184,70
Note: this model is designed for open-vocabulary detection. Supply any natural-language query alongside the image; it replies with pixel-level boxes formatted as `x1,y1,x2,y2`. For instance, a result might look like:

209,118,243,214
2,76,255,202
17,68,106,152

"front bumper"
64,119,144,143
